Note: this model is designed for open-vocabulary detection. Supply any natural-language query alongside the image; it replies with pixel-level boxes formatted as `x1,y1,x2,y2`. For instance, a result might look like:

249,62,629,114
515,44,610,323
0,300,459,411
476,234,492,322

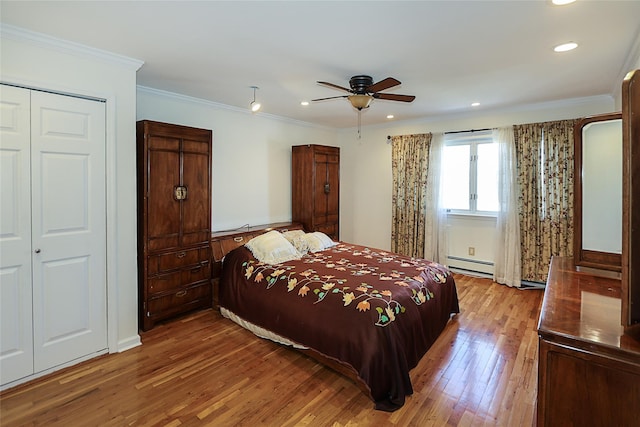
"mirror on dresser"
573,113,623,272
622,69,640,330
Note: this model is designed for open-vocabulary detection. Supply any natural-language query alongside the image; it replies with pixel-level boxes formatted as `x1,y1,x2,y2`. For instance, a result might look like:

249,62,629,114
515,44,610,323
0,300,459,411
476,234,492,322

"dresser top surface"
539,256,640,356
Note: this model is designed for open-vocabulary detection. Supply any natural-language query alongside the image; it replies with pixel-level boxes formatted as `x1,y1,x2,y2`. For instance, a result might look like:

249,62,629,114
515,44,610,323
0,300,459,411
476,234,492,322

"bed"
218,229,459,411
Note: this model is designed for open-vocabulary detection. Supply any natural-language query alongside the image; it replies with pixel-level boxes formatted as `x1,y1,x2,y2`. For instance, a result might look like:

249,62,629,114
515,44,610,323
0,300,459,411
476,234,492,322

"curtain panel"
424,133,448,265
514,119,577,282
493,127,521,287
391,133,431,258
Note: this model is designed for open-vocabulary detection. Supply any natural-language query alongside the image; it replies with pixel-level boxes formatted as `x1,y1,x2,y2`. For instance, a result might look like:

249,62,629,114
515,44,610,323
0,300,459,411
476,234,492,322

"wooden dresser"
537,256,640,426
210,222,303,308
137,120,213,331
292,144,340,240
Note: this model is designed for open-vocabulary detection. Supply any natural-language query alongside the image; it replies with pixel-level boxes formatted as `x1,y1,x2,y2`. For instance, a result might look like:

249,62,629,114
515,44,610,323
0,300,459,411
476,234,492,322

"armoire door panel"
314,162,328,219
147,135,181,151
327,161,339,216
30,90,107,374
147,148,181,249
182,138,210,153
0,84,34,385
182,151,211,246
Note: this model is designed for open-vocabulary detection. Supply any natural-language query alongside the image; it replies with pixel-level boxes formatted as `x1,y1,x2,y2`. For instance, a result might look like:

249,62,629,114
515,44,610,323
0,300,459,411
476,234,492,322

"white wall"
0,27,142,352
338,96,617,272
136,87,338,232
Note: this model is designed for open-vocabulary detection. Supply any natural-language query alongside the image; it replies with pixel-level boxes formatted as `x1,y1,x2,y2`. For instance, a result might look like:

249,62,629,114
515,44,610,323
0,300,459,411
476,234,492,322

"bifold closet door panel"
30,90,108,372
0,84,34,385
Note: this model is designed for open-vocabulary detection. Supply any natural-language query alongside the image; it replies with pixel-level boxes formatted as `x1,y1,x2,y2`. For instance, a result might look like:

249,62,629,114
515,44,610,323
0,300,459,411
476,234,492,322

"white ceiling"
2,1,640,128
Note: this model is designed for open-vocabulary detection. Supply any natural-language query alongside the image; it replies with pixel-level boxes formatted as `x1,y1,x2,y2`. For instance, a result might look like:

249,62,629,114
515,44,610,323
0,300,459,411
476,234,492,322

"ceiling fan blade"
311,95,349,102
373,93,416,102
367,77,401,93
317,81,352,93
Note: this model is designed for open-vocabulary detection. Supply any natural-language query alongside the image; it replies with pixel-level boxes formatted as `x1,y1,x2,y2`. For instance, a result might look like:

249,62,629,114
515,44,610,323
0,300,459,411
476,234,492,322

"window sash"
443,132,497,215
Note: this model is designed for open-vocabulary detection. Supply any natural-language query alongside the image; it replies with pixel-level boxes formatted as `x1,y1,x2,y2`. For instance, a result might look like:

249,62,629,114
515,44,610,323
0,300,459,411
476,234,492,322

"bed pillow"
245,230,302,264
305,231,337,253
282,229,309,254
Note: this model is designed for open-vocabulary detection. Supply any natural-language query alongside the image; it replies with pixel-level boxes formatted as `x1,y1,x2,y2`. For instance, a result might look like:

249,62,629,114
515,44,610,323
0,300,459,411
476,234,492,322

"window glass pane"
442,144,470,210
477,142,499,211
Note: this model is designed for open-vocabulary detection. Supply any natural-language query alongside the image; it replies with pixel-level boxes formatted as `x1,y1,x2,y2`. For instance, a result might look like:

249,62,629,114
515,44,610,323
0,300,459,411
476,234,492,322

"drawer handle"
233,237,244,242
191,266,202,273
176,290,187,297
177,251,187,258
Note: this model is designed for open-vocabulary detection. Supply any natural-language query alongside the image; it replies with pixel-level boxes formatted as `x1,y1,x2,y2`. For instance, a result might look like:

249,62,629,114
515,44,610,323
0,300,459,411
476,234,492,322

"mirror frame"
573,112,622,271
622,69,640,330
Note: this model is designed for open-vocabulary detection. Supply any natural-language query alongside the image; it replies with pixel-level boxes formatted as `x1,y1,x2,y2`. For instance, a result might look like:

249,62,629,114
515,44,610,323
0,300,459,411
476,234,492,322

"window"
441,131,499,214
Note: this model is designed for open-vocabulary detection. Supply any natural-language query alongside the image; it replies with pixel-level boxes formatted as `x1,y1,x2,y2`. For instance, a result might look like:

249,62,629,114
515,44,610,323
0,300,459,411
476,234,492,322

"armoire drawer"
148,262,211,294
147,246,211,275
146,281,211,318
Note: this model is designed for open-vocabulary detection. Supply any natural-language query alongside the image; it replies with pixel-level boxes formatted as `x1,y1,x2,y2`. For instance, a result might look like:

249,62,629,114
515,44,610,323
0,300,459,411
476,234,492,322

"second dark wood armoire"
137,120,212,331
292,144,340,240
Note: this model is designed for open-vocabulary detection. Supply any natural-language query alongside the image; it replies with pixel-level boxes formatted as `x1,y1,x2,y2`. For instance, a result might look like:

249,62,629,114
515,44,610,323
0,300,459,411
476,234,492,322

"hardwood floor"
0,274,543,426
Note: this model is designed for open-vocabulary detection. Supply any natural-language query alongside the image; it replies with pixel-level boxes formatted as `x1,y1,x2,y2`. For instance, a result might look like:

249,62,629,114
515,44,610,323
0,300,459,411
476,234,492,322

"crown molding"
353,94,614,133
137,85,333,131
1,24,144,71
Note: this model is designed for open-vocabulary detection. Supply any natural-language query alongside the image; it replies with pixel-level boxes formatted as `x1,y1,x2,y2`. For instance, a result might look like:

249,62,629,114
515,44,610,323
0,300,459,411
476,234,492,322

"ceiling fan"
312,75,416,110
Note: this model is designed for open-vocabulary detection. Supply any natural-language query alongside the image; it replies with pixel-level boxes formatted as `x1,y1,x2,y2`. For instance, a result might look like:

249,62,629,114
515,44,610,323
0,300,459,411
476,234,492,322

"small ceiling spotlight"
554,42,578,52
249,86,261,112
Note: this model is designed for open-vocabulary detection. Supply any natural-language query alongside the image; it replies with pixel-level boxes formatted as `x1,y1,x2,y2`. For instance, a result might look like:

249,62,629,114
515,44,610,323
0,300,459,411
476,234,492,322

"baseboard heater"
447,256,494,275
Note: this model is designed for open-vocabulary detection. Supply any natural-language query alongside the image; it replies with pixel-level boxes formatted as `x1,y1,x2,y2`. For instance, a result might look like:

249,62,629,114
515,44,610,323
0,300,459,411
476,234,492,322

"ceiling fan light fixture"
348,94,373,110
249,85,261,112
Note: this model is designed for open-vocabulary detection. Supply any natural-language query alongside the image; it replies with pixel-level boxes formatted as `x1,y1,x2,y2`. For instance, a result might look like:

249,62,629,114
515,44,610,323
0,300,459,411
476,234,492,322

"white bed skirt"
219,307,309,350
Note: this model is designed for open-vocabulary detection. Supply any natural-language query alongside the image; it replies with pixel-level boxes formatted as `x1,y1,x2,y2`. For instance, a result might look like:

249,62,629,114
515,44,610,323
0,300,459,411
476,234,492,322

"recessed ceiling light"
554,42,578,52
387,114,394,119
471,102,480,107
300,101,309,106
551,0,576,5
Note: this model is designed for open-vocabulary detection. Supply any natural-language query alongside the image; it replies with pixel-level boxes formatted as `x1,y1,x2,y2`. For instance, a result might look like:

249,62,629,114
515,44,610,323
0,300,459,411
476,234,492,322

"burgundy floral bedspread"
219,242,459,411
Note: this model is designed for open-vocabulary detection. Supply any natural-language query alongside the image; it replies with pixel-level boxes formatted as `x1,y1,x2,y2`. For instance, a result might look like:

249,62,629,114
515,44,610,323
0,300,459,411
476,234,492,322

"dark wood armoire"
137,120,212,331
292,144,340,240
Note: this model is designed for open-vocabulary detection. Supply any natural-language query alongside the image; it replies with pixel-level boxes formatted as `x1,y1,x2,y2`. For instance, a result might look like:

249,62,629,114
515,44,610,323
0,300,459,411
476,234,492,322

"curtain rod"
444,127,493,135
387,127,494,140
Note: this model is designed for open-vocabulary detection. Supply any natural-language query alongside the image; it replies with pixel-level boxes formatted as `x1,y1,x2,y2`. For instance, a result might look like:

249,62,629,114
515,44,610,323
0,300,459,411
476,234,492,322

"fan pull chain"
357,109,362,139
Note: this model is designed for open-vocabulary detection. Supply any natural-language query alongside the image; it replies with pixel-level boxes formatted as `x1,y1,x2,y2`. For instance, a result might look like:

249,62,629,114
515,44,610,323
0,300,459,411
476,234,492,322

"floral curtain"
391,133,431,258
514,119,577,282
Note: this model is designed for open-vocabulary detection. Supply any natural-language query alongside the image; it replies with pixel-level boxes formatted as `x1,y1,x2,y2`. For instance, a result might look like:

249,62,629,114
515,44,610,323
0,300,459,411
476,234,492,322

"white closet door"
0,85,34,385
30,90,107,372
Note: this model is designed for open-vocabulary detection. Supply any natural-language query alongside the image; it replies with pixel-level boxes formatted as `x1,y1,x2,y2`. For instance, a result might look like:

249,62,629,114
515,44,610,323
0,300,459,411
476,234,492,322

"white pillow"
282,230,309,254
245,230,302,264
305,231,337,253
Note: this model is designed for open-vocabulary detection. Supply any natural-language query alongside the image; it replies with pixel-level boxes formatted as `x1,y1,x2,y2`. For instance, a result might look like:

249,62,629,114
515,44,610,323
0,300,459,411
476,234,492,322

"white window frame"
443,130,498,217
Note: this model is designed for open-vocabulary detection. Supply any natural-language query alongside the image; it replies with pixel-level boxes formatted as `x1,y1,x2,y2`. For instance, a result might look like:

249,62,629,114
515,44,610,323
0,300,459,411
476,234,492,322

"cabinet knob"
34,249,41,254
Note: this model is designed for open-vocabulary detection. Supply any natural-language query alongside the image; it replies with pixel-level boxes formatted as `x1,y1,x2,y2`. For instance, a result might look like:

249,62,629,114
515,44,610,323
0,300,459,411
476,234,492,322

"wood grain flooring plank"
0,274,543,426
